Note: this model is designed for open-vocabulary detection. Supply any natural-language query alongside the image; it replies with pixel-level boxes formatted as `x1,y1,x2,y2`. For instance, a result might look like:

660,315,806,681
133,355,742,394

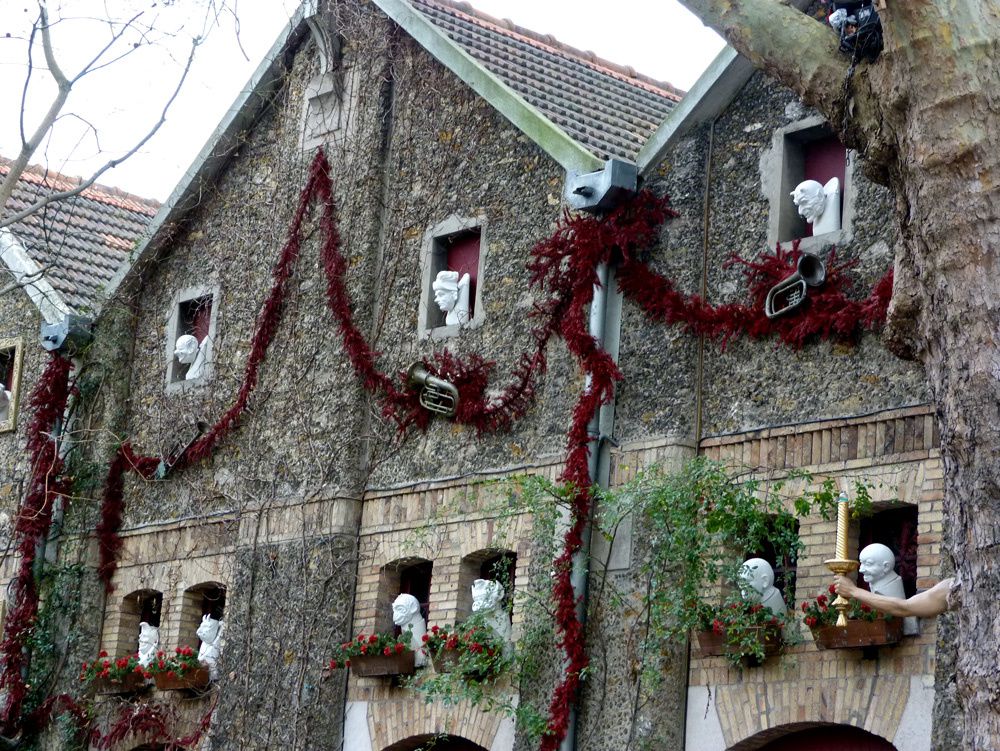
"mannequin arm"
833,576,952,618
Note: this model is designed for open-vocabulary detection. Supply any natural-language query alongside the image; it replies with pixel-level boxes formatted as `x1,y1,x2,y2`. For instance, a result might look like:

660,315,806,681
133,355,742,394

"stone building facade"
0,1,950,750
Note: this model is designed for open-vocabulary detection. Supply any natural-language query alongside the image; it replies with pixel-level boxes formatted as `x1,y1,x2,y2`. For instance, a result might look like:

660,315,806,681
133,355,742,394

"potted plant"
79,651,148,694
145,646,211,690
326,631,415,677
423,619,508,681
695,599,789,664
802,585,902,650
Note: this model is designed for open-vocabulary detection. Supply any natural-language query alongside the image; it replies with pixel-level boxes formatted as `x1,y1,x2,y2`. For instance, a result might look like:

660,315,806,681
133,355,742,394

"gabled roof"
0,158,159,315
412,0,683,162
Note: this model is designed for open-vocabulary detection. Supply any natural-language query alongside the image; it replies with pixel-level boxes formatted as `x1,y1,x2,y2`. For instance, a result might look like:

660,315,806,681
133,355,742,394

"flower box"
350,650,415,677
153,666,211,691
695,624,783,660
810,617,902,650
92,672,148,695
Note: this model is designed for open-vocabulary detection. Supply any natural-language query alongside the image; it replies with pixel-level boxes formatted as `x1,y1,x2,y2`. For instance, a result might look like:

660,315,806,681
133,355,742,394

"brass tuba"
764,252,826,319
407,363,460,417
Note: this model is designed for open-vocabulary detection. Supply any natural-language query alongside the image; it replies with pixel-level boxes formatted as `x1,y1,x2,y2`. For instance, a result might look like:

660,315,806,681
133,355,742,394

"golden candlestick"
825,492,859,626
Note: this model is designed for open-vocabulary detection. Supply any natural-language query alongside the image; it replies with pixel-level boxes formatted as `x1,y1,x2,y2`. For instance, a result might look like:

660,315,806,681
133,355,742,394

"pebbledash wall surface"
0,2,952,751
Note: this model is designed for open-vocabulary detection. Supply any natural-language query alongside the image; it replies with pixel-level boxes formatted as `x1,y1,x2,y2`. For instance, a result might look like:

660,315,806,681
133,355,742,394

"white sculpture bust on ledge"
137,621,159,668
392,593,427,666
791,177,841,236
471,578,512,654
196,614,226,679
432,269,471,327
0,389,10,423
859,542,918,635
739,558,787,616
174,334,207,381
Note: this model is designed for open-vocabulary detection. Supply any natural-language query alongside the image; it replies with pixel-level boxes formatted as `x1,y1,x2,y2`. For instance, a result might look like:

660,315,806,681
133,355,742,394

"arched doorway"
754,725,898,750
383,735,488,751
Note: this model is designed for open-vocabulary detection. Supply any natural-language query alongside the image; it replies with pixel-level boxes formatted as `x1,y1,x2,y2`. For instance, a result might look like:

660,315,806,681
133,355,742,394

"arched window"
376,558,433,633
111,589,162,656
179,582,226,649
457,549,516,621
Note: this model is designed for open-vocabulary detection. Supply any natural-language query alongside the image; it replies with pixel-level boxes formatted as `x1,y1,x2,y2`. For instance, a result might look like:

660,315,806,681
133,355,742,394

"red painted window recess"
445,230,480,317
802,136,847,237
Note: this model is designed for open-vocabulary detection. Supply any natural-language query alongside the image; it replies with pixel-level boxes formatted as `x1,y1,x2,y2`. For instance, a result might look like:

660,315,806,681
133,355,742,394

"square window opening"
169,294,214,384
779,127,847,243
745,517,799,605
427,228,481,330
858,505,918,597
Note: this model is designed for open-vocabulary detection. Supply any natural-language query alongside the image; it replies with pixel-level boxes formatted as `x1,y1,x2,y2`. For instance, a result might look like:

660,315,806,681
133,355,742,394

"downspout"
561,159,636,751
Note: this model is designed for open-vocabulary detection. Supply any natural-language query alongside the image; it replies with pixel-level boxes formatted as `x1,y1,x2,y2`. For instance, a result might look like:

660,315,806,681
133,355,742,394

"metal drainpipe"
561,260,611,751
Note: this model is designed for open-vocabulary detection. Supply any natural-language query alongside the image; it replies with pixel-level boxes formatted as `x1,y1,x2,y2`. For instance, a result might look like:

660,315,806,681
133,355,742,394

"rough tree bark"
675,0,1000,747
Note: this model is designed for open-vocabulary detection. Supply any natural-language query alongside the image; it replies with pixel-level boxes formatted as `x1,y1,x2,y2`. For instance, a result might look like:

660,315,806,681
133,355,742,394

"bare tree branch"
675,0,856,122
0,36,199,230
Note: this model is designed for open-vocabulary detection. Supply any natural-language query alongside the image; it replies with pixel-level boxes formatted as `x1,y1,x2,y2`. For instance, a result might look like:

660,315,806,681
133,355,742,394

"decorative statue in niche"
739,558,787,616
859,542,918,635
392,593,427,666
196,614,226,679
471,578,512,654
174,333,207,380
432,269,471,327
790,177,841,236
0,388,10,423
137,621,159,668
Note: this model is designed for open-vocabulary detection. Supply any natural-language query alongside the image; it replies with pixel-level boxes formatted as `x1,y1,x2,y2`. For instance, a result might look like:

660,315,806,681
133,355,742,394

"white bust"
174,333,207,380
137,621,159,668
392,593,427,666
196,615,225,679
0,389,10,422
791,177,841,235
859,542,918,634
471,578,512,653
739,558,786,616
432,270,471,327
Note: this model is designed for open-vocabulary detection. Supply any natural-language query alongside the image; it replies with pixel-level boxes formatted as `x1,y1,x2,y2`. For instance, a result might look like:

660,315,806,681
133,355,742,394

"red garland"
617,238,893,348
0,354,73,735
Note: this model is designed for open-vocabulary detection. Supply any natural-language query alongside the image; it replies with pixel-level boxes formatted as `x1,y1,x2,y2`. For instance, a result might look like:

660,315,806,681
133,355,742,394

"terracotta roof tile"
1,158,159,313
412,0,683,161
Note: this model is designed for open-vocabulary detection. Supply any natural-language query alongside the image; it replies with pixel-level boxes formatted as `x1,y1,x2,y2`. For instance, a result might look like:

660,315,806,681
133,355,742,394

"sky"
0,0,724,202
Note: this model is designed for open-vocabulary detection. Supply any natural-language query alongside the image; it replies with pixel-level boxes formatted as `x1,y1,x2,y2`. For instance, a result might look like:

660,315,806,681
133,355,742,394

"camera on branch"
827,0,883,61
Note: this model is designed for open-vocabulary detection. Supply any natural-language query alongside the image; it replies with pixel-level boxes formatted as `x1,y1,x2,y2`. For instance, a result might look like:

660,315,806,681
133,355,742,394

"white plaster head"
392,593,421,627
471,579,505,613
174,334,200,364
0,389,9,421
137,621,159,667
791,179,827,224
859,543,896,585
196,614,223,645
739,558,775,599
432,270,461,313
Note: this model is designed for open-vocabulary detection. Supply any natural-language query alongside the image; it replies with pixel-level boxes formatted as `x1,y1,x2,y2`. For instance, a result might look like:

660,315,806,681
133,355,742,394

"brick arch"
730,722,898,750
369,699,504,751
382,734,488,751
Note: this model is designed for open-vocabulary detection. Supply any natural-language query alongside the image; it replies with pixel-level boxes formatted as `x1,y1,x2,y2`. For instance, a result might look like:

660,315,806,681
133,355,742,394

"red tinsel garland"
0,354,73,735
617,238,893,348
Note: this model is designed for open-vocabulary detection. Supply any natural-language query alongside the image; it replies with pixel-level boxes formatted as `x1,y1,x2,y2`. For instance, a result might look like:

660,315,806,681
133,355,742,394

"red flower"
817,595,827,606
421,634,429,642
431,625,440,634
81,662,88,670
805,617,817,627
383,647,392,656
157,650,165,658
360,645,367,654
770,617,779,626
395,643,405,654
861,604,871,612
166,670,176,680
750,604,763,614
368,635,378,644
329,660,338,669
158,660,166,670
445,638,458,650
801,602,808,612
828,584,837,595
133,665,144,674
98,650,108,658
712,619,724,635
345,660,351,668
357,634,366,643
